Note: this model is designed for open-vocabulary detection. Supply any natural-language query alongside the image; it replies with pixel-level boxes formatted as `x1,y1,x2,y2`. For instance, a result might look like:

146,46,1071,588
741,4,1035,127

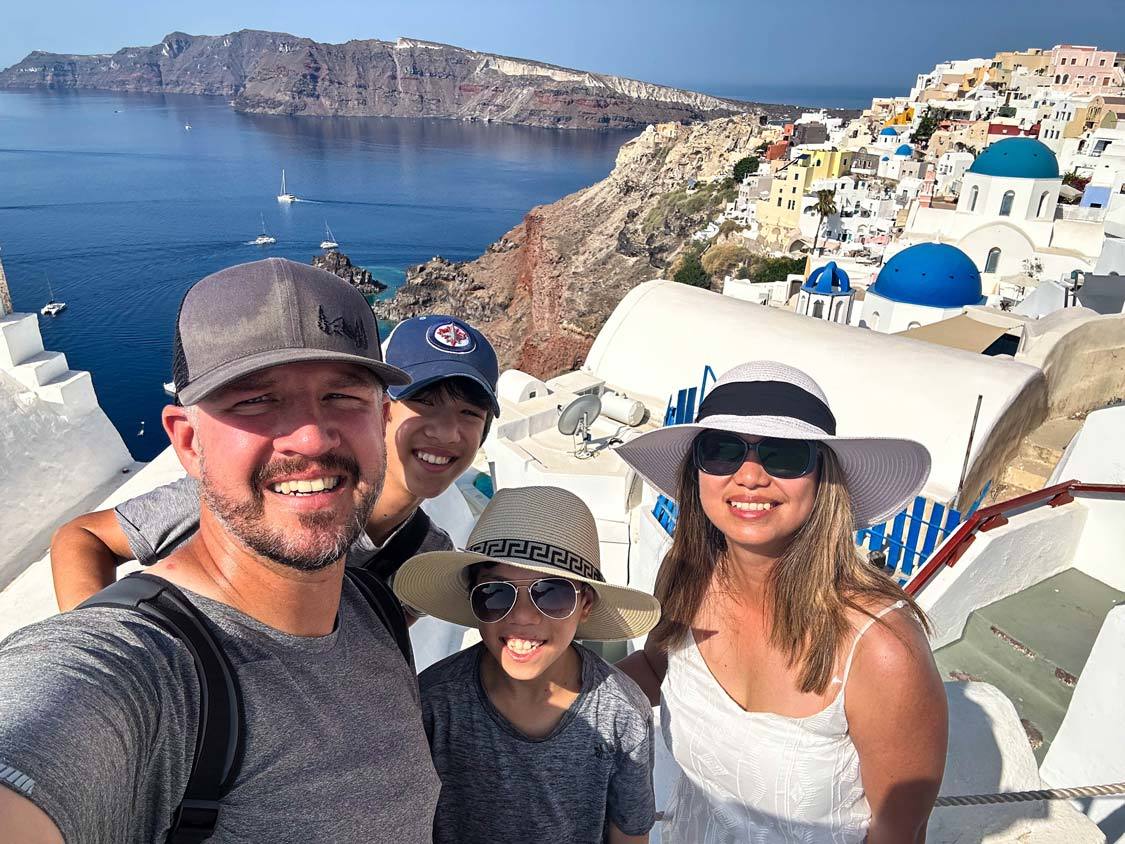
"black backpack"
78,565,413,843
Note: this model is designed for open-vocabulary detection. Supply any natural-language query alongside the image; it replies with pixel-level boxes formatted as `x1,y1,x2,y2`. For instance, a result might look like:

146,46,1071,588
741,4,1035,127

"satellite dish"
558,394,602,436
557,394,602,458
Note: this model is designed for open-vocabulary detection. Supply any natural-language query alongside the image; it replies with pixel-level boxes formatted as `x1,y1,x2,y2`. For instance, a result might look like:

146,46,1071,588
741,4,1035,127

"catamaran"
277,169,297,204
40,274,66,316
250,214,276,246
320,222,339,250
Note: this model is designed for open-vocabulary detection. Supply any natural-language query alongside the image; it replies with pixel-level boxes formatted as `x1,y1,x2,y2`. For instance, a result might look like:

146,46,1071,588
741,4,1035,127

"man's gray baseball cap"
172,258,410,405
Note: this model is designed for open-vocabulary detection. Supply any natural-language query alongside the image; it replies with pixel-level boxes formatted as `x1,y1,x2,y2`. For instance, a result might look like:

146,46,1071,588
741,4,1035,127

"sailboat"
250,214,276,246
277,169,297,204
320,221,339,251
40,274,66,316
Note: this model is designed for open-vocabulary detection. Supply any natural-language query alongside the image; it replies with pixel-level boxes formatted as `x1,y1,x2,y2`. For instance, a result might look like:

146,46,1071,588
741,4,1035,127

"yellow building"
884,107,915,127
988,49,1051,85
756,149,853,249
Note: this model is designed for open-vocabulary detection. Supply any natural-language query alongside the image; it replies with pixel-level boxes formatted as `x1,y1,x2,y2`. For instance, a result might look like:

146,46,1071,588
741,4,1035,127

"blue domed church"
861,243,985,333
901,137,1107,290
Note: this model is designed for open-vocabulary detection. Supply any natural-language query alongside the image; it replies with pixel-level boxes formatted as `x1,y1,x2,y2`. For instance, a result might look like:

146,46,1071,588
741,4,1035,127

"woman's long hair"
649,444,929,695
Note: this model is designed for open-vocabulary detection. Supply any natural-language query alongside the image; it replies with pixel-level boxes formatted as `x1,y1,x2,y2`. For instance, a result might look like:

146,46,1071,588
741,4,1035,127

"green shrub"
733,155,760,182
673,248,711,288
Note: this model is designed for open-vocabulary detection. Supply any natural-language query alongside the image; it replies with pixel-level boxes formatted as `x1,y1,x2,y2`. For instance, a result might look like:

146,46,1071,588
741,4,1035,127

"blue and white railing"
650,368,988,581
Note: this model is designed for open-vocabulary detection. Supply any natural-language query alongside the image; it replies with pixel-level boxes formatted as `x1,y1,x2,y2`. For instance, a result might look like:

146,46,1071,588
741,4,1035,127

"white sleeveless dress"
660,601,906,844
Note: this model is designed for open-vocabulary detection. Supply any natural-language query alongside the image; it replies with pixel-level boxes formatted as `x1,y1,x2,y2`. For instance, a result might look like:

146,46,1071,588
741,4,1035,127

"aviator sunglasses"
692,429,818,479
469,577,584,624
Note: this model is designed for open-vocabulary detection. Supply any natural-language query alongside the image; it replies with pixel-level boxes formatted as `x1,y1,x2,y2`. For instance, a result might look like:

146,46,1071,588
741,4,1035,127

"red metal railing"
904,480,1125,596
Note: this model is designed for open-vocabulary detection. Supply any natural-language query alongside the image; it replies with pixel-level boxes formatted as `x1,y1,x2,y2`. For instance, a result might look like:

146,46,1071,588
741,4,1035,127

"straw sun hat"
614,361,931,528
393,486,661,641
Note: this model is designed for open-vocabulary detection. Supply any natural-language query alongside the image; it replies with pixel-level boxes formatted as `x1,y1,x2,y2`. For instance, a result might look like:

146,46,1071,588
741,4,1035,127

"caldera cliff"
378,115,771,377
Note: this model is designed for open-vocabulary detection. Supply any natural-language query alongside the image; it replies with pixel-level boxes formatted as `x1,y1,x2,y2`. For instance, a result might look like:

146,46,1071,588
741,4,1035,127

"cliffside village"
695,44,1125,345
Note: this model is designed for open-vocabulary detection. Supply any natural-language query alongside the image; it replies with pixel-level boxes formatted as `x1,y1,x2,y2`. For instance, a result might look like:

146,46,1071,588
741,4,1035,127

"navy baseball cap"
384,315,500,415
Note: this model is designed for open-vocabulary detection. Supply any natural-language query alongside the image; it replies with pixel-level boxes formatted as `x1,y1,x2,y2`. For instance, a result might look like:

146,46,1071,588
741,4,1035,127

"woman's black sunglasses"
469,577,582,624
692,430,818,479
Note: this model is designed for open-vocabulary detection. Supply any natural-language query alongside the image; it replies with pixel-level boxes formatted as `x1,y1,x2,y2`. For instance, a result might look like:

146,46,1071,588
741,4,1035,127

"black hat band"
696,381,837,435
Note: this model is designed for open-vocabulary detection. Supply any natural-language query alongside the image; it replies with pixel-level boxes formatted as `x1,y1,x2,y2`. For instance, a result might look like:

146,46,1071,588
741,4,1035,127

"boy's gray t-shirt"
421,642,656,843
115,475,454,567
0,580,441,843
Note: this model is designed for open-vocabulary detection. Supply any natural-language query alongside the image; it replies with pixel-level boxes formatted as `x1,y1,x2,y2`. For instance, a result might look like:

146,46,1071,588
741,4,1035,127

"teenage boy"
50,313,500,611
393,485,662,844
0,258,439,841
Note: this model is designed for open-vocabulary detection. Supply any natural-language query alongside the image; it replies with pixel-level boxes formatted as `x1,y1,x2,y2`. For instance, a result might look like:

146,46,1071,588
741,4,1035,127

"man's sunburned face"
193,361,388,571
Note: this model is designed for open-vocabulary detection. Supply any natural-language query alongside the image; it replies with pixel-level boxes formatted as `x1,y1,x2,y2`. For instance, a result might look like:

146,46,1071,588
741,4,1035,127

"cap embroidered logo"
317,306,368,350
427,321,476,354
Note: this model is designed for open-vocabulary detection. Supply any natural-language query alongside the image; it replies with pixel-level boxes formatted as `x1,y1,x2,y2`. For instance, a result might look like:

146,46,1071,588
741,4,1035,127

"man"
0,258,441,842
49,313,500,613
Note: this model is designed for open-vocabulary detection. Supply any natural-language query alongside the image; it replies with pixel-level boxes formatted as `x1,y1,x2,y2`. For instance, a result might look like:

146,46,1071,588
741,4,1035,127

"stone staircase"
933,568,1125,763
987,417,1083,504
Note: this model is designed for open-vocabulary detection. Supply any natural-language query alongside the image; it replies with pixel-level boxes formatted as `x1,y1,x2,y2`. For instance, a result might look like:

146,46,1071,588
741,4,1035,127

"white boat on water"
250,214,276,246
277,169,298,204
40,275,66,316
184,123,192,131
320,221,338,251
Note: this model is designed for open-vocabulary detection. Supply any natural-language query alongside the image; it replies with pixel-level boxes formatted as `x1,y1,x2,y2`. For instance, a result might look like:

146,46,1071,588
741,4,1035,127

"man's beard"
199,452,383,572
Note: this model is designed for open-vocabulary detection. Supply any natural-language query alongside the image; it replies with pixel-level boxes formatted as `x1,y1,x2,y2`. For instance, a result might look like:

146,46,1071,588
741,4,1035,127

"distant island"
0,30,854,129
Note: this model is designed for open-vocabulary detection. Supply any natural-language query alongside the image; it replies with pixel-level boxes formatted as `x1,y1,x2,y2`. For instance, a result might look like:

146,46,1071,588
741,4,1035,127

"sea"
0,90,636,460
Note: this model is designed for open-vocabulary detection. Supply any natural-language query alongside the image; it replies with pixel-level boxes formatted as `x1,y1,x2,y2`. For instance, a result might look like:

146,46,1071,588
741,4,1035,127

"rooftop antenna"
557,394,602,460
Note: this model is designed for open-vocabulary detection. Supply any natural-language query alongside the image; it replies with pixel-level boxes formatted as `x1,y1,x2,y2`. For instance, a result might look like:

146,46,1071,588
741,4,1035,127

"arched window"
999,190,1015,216
985,247,1002,273
812,300,824,319
870,310,880,327
969,185,979,212
833,299,846,321
907,321,922,329
1037,190,1051,218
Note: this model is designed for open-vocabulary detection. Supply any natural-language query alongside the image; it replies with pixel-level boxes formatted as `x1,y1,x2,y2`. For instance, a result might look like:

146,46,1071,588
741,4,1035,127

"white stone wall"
0,313,133,587
1041,605,1125,841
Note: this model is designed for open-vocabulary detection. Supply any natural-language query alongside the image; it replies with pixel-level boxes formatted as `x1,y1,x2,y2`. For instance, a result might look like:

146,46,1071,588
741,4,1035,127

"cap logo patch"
317,306,368,350
427,321,476,354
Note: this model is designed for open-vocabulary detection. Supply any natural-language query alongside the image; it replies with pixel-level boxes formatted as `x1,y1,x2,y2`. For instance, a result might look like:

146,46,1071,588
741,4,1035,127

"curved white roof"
584,281,1044,502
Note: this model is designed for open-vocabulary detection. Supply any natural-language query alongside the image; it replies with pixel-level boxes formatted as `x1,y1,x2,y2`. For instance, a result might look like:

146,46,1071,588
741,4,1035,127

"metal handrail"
904,480,1125,596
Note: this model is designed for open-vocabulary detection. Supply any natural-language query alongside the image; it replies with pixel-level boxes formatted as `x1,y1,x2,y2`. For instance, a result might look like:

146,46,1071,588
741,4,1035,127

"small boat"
184,123,192,131
277,169,298,204
163,381,176,397
320,221,339,251
250,213,276,246
40,274,66,316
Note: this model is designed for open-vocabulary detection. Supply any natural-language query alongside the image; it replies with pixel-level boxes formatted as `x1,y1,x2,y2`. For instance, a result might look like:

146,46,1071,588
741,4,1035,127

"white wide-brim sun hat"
394,486,662,641
614,361,931,528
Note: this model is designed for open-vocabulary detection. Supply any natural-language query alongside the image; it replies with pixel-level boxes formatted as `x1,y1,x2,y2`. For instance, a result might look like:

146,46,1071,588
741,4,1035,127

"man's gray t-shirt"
0,580,441,843
421,642,656,843
115,476,454,568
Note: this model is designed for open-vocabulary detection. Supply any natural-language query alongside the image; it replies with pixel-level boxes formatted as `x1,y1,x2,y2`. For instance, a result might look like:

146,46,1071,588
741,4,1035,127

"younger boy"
50,314,499,610
394,485,662,843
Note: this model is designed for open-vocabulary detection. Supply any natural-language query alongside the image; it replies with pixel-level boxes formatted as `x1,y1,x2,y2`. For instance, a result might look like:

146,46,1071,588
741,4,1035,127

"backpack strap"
343,567,415,672
363,508,433,582
78,573,241,844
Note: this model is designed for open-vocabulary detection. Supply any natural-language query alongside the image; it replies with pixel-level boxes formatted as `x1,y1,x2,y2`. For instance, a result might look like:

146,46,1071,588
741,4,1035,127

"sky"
2,0,1122,106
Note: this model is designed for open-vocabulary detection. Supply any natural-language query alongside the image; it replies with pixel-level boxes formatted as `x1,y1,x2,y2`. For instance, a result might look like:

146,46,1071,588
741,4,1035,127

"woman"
616,361,947,843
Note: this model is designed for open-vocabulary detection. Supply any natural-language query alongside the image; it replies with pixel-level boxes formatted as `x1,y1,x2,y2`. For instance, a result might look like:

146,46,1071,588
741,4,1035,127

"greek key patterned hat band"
393,486,660,641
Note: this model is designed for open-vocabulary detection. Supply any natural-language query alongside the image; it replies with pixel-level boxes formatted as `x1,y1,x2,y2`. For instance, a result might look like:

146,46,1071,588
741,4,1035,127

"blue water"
0,90,635,459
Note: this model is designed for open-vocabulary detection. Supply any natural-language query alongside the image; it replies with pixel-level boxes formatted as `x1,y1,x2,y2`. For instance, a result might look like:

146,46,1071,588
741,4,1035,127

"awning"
895,315,1015,354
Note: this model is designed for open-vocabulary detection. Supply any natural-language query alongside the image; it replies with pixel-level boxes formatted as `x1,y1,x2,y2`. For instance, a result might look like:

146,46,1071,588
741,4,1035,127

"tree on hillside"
733,156,760,182
912,106,949,148
810,189,838,256
673,247,711,288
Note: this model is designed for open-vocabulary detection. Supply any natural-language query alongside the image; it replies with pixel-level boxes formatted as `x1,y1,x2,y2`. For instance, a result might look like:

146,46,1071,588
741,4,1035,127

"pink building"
1049,45,1124,95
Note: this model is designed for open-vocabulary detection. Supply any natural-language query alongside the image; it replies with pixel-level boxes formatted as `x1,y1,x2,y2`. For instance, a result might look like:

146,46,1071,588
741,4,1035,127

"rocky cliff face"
311,250,386,296
0,30,755,129
378,115,770,377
